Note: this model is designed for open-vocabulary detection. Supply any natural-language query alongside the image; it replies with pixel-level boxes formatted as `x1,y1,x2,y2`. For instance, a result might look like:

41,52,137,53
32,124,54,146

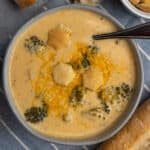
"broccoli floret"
98,83,133,102
81,53,91,69
24,103,48,123
24,36,46,54
87,45,99,55
69,85,85,107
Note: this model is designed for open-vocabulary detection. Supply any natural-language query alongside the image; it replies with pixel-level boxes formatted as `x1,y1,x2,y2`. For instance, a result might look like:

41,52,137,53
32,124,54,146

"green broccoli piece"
24,103,48,123
24,36,46,54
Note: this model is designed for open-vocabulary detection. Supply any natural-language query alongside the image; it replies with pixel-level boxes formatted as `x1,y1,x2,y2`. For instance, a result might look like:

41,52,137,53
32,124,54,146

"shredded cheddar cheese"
72,43,115,88
31,42,120,116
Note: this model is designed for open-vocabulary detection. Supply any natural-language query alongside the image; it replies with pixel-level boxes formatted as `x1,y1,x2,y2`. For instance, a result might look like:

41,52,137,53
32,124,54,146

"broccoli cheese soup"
9,9,136,140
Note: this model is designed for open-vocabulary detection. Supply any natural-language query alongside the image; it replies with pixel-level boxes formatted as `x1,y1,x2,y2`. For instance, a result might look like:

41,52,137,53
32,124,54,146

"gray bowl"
3,4,144,145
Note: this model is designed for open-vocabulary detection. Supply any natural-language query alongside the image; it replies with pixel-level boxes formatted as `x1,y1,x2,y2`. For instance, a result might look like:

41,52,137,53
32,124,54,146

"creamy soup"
9,9,136,140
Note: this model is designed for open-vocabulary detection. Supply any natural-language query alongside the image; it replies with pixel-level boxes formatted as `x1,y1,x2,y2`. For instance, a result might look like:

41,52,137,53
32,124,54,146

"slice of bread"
98,99,150,150
14,0,36,8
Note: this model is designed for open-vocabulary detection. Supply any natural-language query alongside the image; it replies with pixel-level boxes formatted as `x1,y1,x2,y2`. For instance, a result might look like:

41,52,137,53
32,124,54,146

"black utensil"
93,22,150,40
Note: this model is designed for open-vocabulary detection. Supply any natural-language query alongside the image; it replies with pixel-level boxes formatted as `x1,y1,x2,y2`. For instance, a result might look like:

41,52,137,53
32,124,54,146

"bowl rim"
3,4,144,145
121,0,150,19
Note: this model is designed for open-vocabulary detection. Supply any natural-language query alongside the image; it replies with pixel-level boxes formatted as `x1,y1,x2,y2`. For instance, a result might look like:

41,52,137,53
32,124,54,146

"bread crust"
14,0,36,8
98,99,150,150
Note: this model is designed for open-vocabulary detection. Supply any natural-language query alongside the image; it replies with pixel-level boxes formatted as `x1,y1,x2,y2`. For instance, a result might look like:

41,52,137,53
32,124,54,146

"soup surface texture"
9,9,136,140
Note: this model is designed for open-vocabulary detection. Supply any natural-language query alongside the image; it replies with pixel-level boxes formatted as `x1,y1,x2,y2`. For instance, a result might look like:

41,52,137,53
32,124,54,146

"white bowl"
121,0,150,19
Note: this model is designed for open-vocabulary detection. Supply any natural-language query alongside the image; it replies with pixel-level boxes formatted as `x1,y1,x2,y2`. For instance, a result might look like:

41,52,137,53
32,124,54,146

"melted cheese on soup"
9,9,136,139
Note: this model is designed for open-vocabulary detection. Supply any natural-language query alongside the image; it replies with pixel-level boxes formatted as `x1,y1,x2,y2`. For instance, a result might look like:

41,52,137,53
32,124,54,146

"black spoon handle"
93,22,150,40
